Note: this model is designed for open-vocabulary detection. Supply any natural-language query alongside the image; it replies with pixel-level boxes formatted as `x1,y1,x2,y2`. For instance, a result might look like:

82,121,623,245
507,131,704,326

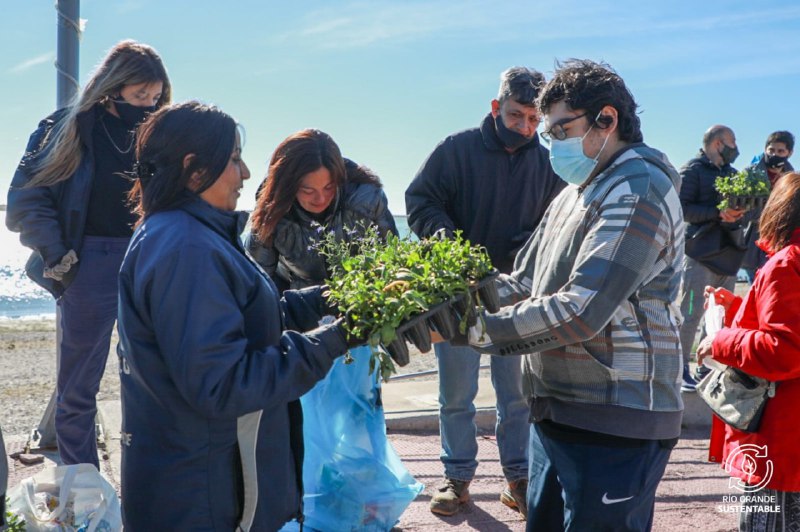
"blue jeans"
679,256,736,364
56,236,128,467
435,341,529,482
526,422,673,532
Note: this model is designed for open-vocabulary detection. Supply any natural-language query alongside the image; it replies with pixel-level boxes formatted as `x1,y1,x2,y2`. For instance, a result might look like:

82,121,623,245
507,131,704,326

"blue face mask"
548,124,609,186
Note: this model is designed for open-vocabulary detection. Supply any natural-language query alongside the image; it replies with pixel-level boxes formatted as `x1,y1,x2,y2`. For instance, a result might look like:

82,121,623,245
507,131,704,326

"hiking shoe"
430,478,470,516
681,364,698,393
500,478,528,518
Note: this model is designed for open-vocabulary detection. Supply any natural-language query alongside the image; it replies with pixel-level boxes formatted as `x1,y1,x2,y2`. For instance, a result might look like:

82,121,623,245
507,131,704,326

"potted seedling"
715,167,770,211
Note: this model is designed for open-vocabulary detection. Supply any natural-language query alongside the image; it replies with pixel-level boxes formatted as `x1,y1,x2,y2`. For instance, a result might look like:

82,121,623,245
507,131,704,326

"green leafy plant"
4,499,26,532
715,167,770,210
315,224,494,381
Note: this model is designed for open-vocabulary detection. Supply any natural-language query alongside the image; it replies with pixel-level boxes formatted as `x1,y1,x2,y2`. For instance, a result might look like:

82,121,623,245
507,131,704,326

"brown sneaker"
430,478,471,516
500,478,528,518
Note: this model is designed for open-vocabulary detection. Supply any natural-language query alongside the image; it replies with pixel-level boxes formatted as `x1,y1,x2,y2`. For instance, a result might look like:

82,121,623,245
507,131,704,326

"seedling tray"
381,271,500,365
724,194,768,211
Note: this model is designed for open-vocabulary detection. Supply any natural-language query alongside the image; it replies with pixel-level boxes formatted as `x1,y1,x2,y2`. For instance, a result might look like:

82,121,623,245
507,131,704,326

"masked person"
740,131,795,283
5,40,171,468
405,67,565,518
464,59,684,531
118,102,356,531
677,125,747,393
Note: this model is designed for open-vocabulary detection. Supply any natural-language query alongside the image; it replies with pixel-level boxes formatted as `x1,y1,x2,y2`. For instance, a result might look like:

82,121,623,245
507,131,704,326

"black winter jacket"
679,150,747,274
247,162,397,291
404,113,565,274
118,196,348,531
6,108,97,298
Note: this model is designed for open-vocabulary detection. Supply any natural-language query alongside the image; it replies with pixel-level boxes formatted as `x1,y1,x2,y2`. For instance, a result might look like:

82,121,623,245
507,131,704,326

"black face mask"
113,100,156,127
720,143,739,165
764,153,789,169
494,114,534,152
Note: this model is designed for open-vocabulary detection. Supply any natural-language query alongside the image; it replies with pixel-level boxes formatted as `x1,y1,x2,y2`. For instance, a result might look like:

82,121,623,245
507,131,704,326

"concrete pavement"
5,371,738,531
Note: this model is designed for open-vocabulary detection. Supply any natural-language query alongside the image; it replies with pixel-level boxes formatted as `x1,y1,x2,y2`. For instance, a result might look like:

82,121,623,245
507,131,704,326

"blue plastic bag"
300,345,423,531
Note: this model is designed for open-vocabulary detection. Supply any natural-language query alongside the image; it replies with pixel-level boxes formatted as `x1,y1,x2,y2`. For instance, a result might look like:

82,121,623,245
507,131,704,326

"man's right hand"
719,207,746,223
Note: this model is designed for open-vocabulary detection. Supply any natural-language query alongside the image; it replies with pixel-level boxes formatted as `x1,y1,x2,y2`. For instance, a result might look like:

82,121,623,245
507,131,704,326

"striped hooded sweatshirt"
469,143,685,440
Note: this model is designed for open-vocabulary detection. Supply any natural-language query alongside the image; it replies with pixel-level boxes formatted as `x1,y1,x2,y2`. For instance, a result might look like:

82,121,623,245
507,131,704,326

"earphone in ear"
596,114,614,128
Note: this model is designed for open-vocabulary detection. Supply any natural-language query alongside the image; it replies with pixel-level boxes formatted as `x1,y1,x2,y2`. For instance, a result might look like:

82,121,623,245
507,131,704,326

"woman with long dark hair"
118,102,353,531
699,171,800,531
247,130,417,530
5,40,171,467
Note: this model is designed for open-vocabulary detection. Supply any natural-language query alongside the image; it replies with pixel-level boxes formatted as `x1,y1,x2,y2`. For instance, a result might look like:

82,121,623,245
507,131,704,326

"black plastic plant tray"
725,194,769,210
380,270,500,364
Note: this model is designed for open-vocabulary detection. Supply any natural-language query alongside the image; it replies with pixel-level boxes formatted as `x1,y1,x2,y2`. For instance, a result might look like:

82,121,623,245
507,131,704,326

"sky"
1,0,799,215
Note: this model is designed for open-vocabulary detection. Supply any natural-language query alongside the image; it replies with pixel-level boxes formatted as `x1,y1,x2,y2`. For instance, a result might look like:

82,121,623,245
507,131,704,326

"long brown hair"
760,172,800,253
27,40,171,187
250,129,347,243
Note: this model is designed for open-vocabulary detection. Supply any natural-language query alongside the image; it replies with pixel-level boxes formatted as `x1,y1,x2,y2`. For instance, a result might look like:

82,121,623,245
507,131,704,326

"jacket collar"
479,113,540,153
181,194,249,244
697,149,733,173
756,228,800,257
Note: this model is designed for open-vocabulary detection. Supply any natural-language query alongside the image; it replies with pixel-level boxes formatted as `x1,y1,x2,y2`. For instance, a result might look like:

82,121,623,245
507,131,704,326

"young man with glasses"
405,66,565,518
465,59,684,531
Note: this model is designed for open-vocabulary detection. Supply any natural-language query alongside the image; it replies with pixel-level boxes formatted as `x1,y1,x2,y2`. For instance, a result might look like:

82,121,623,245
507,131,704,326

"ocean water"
0,212,410,320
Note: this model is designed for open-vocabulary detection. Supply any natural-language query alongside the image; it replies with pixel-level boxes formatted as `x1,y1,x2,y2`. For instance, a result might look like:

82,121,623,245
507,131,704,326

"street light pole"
31,0,82,451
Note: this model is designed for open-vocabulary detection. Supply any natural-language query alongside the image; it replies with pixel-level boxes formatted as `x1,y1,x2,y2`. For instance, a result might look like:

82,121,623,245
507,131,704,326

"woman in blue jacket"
5,40,171,467
119,101,355,531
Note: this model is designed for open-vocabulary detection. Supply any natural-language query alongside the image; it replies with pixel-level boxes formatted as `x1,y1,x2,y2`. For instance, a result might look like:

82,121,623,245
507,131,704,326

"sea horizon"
0,211,410,320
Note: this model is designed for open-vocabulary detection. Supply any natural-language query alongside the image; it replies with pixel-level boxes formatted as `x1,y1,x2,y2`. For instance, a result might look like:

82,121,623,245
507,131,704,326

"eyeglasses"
541,113,588,142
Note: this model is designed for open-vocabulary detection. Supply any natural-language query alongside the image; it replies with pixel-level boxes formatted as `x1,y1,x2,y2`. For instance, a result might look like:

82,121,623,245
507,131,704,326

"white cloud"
9,52,55,74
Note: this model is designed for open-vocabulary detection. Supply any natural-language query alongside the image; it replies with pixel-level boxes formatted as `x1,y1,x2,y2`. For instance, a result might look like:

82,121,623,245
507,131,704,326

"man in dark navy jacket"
405,66,565,517
678,125,745,393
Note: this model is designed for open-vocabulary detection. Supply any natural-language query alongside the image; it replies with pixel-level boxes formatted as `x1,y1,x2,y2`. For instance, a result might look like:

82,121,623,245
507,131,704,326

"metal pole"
56,0,80,108
30,0,81,451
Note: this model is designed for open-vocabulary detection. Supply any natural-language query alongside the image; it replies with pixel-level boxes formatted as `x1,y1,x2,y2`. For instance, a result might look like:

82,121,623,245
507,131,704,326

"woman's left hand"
696,336,715,367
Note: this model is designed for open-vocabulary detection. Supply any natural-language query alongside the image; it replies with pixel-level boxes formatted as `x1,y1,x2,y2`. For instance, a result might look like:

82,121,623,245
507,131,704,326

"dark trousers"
56,236,128,467
526,421,674,532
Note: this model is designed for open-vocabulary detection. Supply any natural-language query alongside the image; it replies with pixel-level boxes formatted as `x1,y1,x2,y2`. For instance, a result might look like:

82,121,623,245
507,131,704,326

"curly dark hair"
766,130,795,152
537,59,642,143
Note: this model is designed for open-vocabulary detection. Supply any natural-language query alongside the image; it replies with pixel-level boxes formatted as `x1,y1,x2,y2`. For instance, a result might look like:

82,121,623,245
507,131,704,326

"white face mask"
548,118,610,186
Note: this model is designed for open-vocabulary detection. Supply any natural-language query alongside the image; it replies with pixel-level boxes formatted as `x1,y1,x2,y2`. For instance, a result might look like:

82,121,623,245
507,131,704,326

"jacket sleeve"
405,140,458,238
468,176,677,356
712,259,800,381
6,116,69,266
144,244,347,418
244,231,278,277
679,162,719,225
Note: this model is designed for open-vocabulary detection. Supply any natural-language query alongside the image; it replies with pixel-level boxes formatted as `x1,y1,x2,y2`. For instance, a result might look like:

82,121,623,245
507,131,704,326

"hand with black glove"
282,285,339,333
334,316,371,350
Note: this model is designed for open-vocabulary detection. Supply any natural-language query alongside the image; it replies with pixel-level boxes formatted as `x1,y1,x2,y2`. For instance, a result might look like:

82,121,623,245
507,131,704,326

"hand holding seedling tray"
715,168,770,211
316,224,499,381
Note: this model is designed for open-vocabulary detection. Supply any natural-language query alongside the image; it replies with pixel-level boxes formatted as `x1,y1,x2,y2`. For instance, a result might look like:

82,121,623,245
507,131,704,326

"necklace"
100,116,135,154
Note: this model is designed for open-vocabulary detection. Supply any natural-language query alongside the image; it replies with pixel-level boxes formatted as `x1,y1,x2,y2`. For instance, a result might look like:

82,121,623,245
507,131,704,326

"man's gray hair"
497,66,545,105
702,125,733,149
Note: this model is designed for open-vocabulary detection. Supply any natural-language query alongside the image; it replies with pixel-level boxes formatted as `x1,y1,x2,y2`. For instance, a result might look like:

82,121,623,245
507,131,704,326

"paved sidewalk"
4,374,738,531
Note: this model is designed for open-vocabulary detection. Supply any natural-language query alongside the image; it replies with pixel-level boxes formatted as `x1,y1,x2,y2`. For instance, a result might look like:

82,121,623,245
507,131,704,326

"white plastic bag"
702,295,728,371
6,463,121,531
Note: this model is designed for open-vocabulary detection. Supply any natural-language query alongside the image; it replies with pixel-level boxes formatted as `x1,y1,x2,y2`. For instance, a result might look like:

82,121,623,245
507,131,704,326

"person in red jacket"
698,171,800,531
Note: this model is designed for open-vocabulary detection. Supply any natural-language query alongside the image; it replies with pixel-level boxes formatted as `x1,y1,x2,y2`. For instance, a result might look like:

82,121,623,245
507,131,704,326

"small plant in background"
715,167,770,210
315,223,495,381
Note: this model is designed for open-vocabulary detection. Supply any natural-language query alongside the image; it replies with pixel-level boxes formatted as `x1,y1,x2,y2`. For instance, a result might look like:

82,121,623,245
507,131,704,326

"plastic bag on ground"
6,463,121,531
299,344,423,531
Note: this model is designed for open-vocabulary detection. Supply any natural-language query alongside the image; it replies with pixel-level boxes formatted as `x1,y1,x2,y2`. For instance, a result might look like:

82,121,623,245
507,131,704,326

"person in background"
740,130,795,283
118,102,356,531
247,129,396,292
5,40,171,468
677,125,745,393
698,171,800,532
405,66,565,517
246,129,403,530
466,59,684,531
